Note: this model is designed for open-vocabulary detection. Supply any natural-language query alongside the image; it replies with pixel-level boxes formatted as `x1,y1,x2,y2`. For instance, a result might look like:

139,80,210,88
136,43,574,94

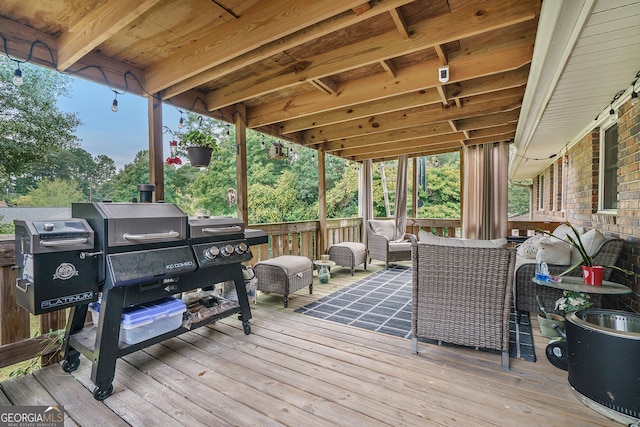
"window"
601,124,618,210
538,174,544,210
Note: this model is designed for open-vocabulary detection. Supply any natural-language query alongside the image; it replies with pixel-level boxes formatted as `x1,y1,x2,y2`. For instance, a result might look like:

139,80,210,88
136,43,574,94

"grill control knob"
44,223,55,232
235,242,248,254
204,246,220,260
221,244,234,257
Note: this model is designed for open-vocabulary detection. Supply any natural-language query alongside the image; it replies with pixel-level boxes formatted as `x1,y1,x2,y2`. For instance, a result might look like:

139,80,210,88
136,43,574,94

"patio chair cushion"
418,231,507,248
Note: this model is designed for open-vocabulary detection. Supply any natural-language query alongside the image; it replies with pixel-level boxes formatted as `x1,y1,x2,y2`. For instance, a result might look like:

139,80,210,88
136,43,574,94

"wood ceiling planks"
0,0,541,162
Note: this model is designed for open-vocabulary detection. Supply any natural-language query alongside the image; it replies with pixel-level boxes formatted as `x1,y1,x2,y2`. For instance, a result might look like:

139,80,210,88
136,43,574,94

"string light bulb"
260,135,265,150
609,105,615,116
12,64,23,86
226,124,230,135
178,115,184,129
632,90,639,106
111,92,118,112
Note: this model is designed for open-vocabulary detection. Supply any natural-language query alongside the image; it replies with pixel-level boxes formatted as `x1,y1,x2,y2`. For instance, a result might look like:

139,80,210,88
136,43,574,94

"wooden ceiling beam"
324,122,456,152
57,0,160,71
302,90,523,143
278,65,529,133
206,0,538,111
434,45,448,65
468,124,517,138
455,110,520,131
356,146,463,163
0,15,146,96
389,8,410,40
248,33,534,127
345,137,466,160
161,0,415,99
463,133,515,146
155,0,412,99
144,0,370,94
336,134,466,158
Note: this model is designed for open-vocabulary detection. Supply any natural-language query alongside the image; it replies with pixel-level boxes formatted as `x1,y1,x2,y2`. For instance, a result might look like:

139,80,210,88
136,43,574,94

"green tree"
97,151,150,202
508,183,530,217
0,57,80,193
417,156,460,218
12,178,85,206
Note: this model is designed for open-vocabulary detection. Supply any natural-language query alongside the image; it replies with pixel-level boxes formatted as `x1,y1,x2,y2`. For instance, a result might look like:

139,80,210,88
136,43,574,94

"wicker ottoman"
255,255,313,308
327,242,367,276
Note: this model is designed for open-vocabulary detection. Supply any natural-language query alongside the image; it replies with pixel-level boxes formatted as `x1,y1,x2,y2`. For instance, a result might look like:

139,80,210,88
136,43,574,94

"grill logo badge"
52,263,79,280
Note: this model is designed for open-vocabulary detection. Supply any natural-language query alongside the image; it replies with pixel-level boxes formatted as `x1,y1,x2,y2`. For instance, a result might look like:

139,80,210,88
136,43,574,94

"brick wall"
531,98,640,312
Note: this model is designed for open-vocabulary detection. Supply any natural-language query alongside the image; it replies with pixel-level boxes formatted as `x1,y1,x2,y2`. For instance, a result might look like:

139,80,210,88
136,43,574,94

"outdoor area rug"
295,265,536,362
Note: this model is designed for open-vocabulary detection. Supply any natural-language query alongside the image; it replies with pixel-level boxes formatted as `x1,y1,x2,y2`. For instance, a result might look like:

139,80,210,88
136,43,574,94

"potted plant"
179,128,218,167
539,222,632,286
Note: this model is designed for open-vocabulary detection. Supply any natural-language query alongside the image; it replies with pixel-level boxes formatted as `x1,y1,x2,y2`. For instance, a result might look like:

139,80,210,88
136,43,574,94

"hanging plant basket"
187,146,213,167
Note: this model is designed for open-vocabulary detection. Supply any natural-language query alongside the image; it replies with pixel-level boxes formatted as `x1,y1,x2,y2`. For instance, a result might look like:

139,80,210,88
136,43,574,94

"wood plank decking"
0,262,618,426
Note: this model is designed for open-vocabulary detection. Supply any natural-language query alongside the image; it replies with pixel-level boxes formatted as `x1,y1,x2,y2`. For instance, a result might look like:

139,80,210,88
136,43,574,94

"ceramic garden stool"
327,242,367,276
255,255,313,308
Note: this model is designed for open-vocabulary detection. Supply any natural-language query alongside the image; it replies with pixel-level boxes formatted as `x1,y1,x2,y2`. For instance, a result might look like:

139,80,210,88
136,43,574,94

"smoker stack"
13,186,266,400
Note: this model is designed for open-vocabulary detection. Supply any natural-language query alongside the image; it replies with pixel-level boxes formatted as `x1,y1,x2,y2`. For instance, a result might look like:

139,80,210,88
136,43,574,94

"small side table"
532,276,631,295
314,260,336,284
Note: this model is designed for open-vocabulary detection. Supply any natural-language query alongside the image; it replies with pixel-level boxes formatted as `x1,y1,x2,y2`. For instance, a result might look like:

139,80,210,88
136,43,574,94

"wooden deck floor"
0,261,619,426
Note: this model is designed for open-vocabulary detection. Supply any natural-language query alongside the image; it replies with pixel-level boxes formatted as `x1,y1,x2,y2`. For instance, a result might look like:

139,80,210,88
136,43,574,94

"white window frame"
598,117,618,214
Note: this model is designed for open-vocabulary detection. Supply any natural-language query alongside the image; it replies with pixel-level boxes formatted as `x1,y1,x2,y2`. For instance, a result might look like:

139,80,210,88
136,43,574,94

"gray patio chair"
411,242,516,371
366,219,416,268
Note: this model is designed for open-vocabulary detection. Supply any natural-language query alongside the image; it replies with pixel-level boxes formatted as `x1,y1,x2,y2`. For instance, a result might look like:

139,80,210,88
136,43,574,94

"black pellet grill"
14,196,266,401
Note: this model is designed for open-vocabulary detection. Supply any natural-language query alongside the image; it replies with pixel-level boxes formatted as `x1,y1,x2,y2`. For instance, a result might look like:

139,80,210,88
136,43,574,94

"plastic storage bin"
89,297,187,345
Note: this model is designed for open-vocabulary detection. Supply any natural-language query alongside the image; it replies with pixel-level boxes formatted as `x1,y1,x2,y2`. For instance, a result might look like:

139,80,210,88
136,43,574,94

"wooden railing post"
0,238,29,346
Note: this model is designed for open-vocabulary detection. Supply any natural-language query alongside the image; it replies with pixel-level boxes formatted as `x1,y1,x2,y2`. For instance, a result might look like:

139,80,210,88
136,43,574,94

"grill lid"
15,219,95,253
188,216,244,239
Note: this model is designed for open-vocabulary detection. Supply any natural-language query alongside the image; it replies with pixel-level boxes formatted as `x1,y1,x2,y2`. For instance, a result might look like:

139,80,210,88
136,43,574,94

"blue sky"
56,77,181,169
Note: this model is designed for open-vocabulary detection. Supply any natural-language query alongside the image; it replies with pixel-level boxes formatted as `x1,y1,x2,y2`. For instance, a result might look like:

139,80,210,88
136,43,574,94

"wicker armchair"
411,242,516,371
366,220,416,268
515,238,624,316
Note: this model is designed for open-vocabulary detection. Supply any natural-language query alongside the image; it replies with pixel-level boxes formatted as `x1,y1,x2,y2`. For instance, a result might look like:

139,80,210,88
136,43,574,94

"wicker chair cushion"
388,241,412,252
257,255,312,276
418,231,507,248
329,241,366,254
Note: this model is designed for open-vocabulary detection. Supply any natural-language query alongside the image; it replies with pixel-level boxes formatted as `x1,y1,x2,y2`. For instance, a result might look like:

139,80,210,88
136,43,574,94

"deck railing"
0,218,557,371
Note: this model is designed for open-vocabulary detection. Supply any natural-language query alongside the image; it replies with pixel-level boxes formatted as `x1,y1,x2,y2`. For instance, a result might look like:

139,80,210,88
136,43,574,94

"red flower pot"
582,265,604,286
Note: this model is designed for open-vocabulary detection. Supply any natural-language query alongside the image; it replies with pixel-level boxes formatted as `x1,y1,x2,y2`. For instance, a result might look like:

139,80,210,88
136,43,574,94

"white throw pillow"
579,229,607,257
551,223,584,243
418,231,506,248
537,238,571,265
516,234,545,259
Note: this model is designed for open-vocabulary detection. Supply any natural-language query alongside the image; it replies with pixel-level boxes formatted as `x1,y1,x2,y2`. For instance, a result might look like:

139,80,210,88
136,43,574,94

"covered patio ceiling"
0,0,541,164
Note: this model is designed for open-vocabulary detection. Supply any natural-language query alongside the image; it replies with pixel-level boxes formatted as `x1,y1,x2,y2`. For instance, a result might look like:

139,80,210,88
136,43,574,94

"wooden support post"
318,148,327,256
148,94,164,201
412,157,418,217
234,104,248,226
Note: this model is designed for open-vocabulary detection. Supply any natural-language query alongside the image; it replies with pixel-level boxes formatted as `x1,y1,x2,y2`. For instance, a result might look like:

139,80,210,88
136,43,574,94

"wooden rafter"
57,0,160,70
389,8,410,40
207,0,538,112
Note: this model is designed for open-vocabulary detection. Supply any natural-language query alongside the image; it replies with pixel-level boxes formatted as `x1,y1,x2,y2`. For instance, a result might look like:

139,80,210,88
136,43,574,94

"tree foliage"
0,57,80,190
12,178,85,206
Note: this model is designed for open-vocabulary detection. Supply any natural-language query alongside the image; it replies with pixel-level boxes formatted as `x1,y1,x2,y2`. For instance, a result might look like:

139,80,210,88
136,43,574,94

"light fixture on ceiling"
111,92,118,112
12,64,23,86
438,65,449,83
